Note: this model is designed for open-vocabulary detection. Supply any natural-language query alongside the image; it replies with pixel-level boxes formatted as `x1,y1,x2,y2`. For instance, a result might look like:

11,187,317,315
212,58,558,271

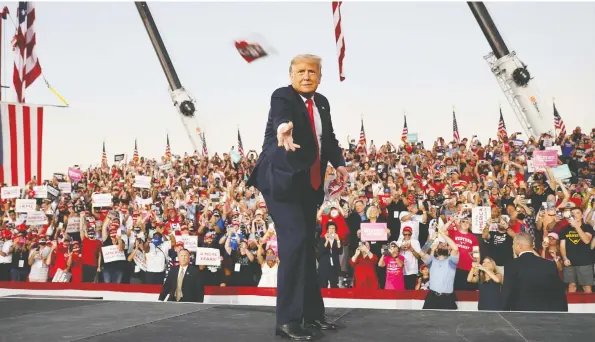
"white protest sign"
133,250,147,271
195,247,221,266
92,193,113,207
66,217,81,233
160,163,172,171
26,211,48,225
16,199,36,212
58,182,72,194
46,185,60,199
102,245,126,263
546,145,562,156
472,206,490,234
179,235,198,252
33,185,48,199
133,175,151,189
1,186,20,199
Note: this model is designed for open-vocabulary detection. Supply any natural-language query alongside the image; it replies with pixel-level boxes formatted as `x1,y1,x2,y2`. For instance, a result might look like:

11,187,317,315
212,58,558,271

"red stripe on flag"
8,105,18,185
37,107,43,185
22,106,31,183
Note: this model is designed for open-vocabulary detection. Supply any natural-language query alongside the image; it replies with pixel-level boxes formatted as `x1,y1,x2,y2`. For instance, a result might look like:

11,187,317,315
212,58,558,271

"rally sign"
102,245,126,263
360,223,388,242
195,247,221,266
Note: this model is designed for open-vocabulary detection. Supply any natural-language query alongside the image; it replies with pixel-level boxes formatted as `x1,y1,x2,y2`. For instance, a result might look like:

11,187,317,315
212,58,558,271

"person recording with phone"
419,228,459,310
378,241,405,290
317,221,342,288
467,257,502,311
349,241,379,289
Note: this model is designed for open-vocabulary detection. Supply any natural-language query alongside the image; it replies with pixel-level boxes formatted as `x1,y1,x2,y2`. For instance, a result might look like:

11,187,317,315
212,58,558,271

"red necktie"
306,99,321,190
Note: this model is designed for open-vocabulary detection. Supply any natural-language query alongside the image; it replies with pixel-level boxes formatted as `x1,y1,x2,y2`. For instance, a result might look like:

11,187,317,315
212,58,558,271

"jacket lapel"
291,87,316,147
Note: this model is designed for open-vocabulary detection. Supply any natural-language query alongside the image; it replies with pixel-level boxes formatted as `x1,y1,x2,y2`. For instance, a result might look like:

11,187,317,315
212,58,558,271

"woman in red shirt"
349,242,378,289
69,241,84,283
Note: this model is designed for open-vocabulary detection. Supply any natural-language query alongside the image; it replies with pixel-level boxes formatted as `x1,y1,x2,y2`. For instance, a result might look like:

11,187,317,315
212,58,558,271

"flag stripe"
37,107,42,184
23,105,32,183
8,105,18,184
0,104,43,186
332,2,346,81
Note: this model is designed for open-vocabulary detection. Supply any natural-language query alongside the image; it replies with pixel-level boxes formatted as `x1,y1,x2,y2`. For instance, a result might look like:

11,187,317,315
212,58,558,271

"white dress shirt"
277,96,322,156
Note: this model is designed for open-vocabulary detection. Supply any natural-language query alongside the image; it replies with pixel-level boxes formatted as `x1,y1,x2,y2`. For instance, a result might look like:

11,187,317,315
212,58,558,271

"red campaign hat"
403,226,413,233
175,241,184,247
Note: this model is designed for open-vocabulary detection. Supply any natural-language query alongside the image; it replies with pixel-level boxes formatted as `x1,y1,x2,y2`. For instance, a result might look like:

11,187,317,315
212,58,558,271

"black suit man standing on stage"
247,54,348,341
158,249,205,303
500,233,568,312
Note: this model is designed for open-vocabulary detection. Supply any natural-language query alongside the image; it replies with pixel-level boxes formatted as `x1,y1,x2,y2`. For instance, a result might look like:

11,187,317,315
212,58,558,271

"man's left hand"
336,166,349,183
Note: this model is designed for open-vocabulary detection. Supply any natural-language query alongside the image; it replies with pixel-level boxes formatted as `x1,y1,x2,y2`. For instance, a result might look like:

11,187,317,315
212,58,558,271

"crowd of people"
0,126,594,308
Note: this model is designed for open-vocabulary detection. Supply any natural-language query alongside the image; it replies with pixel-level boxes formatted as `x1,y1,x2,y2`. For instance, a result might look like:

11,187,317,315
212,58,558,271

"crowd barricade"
1,282,595,313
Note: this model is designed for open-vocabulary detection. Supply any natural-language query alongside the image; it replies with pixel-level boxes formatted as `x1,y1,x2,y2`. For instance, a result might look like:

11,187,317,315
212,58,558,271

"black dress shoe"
304,317,338,330
275,323,314,341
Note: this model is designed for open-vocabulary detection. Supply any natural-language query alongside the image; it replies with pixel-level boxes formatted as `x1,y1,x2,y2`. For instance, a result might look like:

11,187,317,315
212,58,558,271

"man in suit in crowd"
500,233,568,312
158,249,205,303
247,54,349,340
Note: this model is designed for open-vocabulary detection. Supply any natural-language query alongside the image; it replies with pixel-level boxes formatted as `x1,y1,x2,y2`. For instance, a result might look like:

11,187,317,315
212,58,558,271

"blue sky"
2,1,594,177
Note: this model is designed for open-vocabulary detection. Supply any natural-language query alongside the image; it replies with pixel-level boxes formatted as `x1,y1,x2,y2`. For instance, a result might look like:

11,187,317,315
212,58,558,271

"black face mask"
436,249,449,257
517,213,526,220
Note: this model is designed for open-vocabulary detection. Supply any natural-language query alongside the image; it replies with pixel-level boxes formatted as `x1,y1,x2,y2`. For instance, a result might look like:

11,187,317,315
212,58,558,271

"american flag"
358,118,367,154
0,103,43,186
165,134,171,161
200,132,208,157
133,139,139,164
553,103,566,137
452,110,460,143
401,116,408,142
497,108,507,141
13,2,42,103
332,2,346,82
237,129,244,157
101,141,107,166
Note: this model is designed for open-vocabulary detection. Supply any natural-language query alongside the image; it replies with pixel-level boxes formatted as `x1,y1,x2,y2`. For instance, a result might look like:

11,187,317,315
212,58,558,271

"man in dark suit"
500,233,568,312
247,54,348,341
158,249,205,303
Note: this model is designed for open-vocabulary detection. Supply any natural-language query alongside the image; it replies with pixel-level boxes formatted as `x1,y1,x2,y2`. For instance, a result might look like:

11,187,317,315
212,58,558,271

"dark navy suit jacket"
500,252,568,312
247,86,345,203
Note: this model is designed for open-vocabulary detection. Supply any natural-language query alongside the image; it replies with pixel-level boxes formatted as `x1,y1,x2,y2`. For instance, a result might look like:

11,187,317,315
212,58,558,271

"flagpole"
552,96,557,141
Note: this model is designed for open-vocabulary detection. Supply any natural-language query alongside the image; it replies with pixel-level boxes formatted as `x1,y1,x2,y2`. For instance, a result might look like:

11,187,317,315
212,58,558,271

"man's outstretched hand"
277,122,301,151
336,166,349,183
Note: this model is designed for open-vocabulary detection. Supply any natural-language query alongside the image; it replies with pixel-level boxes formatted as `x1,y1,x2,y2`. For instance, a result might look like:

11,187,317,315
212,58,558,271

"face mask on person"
330,209,339,218
437,248,449,257
265,255,276,262
152,237,163,246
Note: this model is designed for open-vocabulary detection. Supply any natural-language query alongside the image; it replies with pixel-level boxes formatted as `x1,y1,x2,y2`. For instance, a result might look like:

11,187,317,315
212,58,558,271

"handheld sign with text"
179,235,198,252
1,186,20,199
532,150,558,167
195,247,221,266
92,193,113,207
472,206,490,234
360,222,388,242
26,211,48,225
16,199,36,212
102,245,126,263
66,217,81,233
68,167,83,181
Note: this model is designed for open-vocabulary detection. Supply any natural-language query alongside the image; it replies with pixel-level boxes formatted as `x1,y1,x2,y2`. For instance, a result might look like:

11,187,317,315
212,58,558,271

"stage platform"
1,298,594,342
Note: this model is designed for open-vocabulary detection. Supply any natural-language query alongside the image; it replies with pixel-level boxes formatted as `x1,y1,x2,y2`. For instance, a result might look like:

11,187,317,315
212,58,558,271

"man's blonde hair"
289,54,322,73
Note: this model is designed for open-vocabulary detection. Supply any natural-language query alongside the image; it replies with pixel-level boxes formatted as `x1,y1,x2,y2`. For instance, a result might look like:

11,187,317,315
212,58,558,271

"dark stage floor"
0,297,594,341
